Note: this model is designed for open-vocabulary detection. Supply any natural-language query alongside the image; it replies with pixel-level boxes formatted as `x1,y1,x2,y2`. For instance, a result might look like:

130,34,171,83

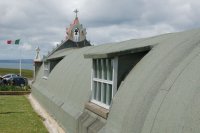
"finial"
36,46,40,52
74,9,79,18
34,46,41,61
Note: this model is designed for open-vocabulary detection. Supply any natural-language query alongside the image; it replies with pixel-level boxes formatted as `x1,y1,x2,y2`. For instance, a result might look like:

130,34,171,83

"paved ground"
27,94,66,133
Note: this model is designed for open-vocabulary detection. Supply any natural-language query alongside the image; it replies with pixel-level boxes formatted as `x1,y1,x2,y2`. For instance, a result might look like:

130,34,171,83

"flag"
7,40,12,44
6,39,20,45
15,39,20,45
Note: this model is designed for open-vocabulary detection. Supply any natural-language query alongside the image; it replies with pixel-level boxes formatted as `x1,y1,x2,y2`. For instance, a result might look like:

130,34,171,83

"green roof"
47,48,77,60
32,28,200,133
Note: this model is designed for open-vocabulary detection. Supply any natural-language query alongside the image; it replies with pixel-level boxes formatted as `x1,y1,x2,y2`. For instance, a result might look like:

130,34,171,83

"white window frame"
91,57,118,109
42,61,50,79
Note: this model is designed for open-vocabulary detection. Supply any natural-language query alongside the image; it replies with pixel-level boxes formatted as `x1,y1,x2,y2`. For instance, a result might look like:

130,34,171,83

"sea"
0,59,33,70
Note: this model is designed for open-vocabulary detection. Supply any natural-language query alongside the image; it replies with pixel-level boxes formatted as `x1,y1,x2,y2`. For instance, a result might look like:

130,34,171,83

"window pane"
97,82,101,101
98,59,102,79
106,59,110,80
93,81,97,99
96,59,99,78
93,60,97,78
103,83,107,104
106,84,112,105
106,59,113,81
103,59,107,80
101,83,106,104
101,59,105,79
110,59,113,80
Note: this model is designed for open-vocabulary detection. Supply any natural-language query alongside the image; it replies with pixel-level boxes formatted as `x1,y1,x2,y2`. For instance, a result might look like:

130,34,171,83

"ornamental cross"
74,9,79,18
35,46,41,60
36,46,40,53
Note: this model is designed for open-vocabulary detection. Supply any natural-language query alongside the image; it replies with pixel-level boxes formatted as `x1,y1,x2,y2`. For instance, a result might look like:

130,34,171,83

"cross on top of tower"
74,9,79,18
36,46,40,53
34,46,41,61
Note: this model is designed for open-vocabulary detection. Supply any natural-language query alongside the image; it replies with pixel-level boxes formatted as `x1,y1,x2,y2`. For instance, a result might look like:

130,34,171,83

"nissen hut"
32,11,200,133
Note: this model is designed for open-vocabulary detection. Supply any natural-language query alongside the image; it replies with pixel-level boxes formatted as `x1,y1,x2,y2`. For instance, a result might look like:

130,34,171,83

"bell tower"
33,46,42,81
66,9,87,42
49,9,90,53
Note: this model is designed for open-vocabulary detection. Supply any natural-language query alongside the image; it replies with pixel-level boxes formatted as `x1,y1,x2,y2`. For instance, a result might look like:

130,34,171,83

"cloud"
51,41,60,47
88,23,175,44
19,44,32,51
0,0,200,59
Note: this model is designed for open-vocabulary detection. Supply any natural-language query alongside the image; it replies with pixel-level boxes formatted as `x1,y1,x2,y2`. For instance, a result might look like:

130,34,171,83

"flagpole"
20,55,21,76
19,58,22,76
6,39,21,76
19,40,22,76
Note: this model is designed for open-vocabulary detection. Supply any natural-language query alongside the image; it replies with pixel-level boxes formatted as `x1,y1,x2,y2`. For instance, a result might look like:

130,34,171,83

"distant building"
32,10,200,133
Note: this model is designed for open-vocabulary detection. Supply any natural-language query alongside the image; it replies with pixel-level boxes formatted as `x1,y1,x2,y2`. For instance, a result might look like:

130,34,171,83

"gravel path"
27,94,66,133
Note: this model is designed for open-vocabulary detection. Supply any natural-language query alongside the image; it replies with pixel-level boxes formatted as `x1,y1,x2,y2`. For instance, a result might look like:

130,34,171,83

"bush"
0,85,31,91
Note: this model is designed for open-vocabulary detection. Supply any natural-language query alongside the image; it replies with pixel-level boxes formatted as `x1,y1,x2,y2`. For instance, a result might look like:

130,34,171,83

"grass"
0,68,33,79
0,96,48,133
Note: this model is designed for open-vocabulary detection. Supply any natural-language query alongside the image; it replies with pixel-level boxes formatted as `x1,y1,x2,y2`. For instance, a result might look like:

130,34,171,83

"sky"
0,0,200,59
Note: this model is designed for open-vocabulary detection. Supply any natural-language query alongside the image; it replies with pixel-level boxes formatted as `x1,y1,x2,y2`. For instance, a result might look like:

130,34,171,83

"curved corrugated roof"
32,28,200,133
47,48,77,60
84,32,177,58
32,46,93,133
102,28,200,133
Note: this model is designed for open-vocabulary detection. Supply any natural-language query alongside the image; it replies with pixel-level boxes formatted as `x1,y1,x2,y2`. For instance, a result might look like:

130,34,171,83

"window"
73,28,80,42
43,61,49,79
91,57,118,109
49,58,63,73
87,48,151,111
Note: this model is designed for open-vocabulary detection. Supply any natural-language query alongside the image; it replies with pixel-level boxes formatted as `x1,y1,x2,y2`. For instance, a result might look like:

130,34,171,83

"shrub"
0,85,31,91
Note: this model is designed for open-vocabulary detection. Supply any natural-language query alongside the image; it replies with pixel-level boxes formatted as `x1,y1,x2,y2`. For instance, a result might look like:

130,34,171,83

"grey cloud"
0,0,200,59
80,0,144,27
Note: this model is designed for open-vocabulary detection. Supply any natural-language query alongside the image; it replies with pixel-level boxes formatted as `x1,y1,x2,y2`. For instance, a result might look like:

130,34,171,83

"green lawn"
0,96,48,133
0,68,33,79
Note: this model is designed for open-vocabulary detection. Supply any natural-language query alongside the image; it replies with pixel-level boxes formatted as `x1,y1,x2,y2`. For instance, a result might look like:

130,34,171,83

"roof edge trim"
84,45,153,59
